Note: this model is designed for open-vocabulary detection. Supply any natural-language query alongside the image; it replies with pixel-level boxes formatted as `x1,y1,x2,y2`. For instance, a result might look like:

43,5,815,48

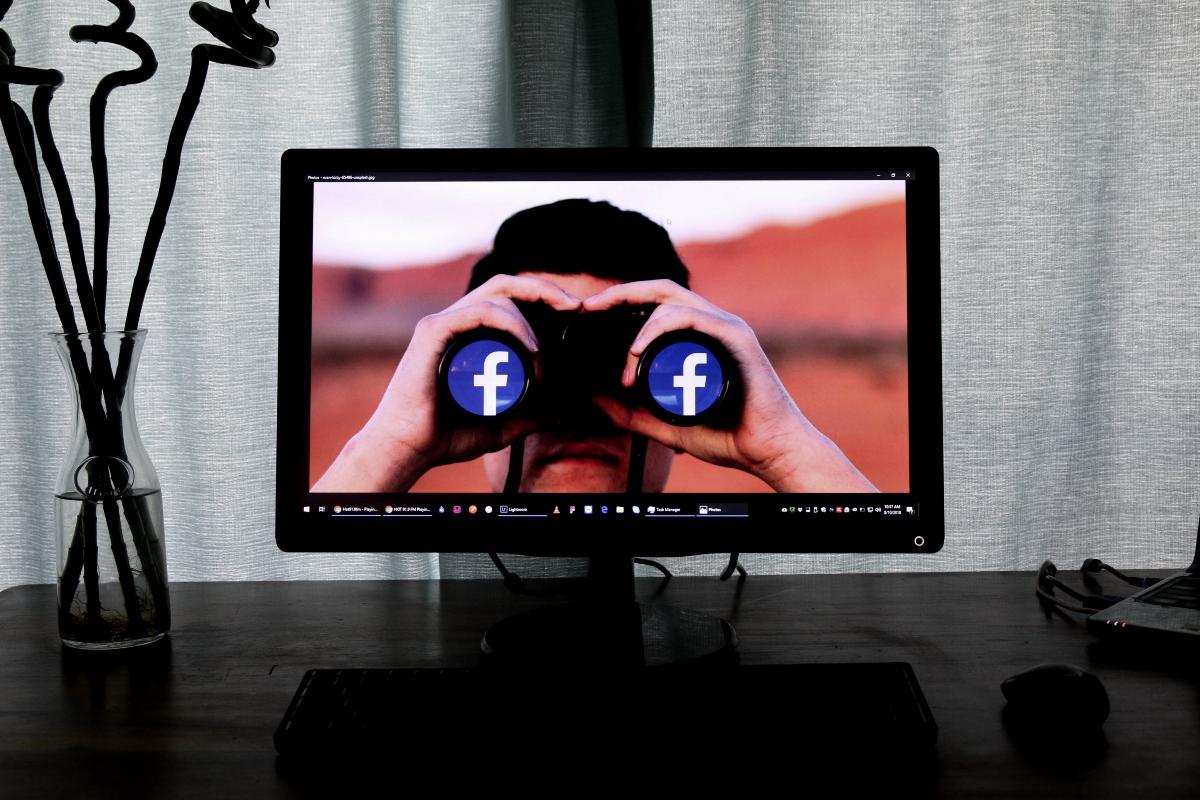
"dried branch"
124,1,277,334
101,497,146,636
69,1,157,327
0,53,78,335
4,18,144,635
125,492,169,626
33,82,102,333
5,34,128,644
81,502,101,632
58,511,85,622
226,0,280,50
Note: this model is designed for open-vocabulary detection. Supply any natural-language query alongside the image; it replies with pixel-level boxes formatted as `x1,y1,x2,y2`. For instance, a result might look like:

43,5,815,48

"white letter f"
674,352,707,416
475,350,509,416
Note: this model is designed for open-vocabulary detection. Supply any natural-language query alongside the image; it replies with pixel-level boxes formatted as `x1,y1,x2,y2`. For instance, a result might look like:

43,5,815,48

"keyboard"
274,663,937,766
1138,574,1200,609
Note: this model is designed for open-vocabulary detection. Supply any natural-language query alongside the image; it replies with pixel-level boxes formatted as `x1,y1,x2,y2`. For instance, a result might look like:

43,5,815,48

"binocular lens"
637,333,734,426
441,333,530,418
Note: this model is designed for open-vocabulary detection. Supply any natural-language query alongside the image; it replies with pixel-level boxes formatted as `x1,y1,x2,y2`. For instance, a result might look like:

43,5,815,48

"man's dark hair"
467,199,690,291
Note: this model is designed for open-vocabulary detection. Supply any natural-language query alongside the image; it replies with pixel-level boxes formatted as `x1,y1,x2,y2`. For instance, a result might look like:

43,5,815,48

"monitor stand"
480,553,737,668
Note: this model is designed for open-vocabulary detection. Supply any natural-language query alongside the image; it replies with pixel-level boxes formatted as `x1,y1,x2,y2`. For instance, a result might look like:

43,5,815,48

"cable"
503,435,525,494
1080,558,1160,589
1035,560,1122,615
1035,582,1103,615
484,553,571,598
488,552,524,594
627,435,745,584
489,436,527,592
633,557,671,579
625,434,646,494
719,552,747,582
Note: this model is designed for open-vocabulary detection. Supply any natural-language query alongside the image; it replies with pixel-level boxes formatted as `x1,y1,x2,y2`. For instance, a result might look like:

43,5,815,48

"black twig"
125,492,169,628
69,1,157,327
4,39,143,632
101,496,146,636
58,512,85,621
36,64,148,632
0,54,78,334
3,102,77,332
123,47,206,336
82,502,102,632
230,0,279,48
124,2,276,334
25,9,155,616
32,83,102,333
8,96,145,642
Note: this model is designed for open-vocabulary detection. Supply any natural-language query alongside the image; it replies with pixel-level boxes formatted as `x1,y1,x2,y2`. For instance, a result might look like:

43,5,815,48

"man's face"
482,272,675,493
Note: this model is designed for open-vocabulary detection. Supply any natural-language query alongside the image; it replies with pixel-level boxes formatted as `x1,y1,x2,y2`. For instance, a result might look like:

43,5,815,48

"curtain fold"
1,2,1197,591
650,1,1200,576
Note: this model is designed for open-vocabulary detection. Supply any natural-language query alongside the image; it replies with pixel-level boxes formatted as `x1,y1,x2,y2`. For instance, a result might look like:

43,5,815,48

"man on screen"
313,199,877,494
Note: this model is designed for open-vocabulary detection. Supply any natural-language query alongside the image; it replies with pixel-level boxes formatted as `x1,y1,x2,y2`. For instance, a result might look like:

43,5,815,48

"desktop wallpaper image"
309,180,909,493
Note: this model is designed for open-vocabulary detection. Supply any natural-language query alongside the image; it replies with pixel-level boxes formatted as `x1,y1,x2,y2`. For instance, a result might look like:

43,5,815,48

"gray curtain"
1,2,1197,591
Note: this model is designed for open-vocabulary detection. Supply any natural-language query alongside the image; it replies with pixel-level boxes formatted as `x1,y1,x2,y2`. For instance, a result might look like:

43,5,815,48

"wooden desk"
1,573,1195,796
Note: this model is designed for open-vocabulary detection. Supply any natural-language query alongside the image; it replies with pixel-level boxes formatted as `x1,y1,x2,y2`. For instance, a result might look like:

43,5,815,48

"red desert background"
310,199,909,493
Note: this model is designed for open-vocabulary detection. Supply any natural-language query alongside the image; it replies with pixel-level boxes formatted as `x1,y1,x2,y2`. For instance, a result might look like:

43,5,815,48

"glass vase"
52,329,170,650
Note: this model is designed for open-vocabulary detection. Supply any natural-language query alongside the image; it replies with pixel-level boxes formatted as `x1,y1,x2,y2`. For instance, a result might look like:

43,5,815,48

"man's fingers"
619,304,730,385
465,274,583,311
489,296,546,358
583,279,711,313
629,304,724,355
592,395,684,450
423,301,539,353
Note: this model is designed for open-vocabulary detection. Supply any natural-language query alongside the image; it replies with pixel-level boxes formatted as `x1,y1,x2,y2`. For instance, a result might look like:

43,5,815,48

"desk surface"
1,572,1195,796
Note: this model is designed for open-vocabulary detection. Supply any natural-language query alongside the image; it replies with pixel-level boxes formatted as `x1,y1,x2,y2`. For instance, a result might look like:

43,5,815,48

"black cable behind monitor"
502,436,525,494
720,553,747,582
489,431,746,589
625,434,647,494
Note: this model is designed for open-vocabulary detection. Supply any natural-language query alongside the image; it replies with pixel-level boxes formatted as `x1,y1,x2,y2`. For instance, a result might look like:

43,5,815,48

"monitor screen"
276,148,942,555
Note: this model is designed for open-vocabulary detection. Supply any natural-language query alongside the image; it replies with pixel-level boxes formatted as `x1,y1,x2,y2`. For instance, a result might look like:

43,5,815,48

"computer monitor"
276,147,942,664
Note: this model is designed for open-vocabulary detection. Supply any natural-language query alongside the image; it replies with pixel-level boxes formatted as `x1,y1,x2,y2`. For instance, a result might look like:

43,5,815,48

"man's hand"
583,280,878,493
313,275,581,492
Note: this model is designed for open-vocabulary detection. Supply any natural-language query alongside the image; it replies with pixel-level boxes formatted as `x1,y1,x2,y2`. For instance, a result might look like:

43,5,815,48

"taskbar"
285,494,938,553
301,498,919,521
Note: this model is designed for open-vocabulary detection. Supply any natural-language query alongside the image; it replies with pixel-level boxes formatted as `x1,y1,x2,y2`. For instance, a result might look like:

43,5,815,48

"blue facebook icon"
645,341,724,419
446,339,526,417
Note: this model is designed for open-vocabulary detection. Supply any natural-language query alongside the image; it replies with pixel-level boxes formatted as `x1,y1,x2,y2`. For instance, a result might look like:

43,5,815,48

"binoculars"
437,304,739,428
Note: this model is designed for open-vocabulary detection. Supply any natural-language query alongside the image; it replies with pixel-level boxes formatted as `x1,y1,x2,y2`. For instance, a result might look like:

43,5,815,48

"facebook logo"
646,341,724,418
446,339,526,417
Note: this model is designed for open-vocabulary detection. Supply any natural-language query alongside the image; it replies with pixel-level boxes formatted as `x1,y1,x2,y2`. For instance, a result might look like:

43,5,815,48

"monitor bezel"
276,147,942,556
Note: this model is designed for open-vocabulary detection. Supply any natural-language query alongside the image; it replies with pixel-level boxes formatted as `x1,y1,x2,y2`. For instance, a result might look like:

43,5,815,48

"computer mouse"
1001,663,1109,731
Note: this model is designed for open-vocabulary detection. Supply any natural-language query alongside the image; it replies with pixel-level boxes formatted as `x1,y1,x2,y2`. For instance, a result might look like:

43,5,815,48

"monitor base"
481,601,738,668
